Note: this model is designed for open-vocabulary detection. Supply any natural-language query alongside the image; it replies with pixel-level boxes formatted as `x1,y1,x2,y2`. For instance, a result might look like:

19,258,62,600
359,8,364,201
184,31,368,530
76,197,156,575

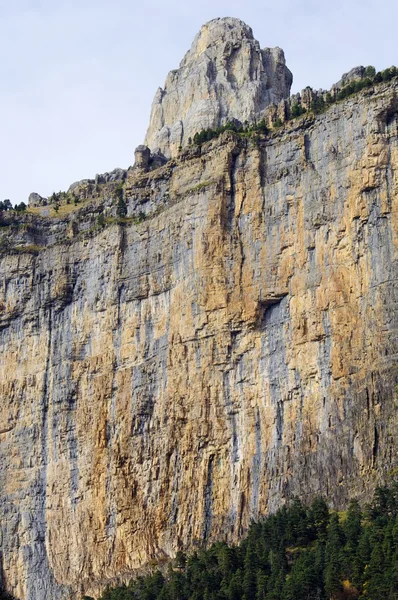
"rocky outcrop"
144,17,292,157
334,66,367,88
68,169,127,194
133,145,168,173
28,192,48,207
134,145,151,171
1,79,398,599
94,168,127,186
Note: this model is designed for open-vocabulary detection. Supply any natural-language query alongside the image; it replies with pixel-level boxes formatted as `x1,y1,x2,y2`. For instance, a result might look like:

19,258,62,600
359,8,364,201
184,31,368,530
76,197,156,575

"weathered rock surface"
144,17,292,157
67,169,127,195
133,145,167,173
334,66,366,89
1,83,398,600
94,168,127,185
28,192,48,207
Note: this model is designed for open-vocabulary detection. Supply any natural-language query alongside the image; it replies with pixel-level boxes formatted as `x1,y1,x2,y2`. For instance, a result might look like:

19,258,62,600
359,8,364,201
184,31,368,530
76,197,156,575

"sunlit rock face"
144,17,292,157
1,20,398,600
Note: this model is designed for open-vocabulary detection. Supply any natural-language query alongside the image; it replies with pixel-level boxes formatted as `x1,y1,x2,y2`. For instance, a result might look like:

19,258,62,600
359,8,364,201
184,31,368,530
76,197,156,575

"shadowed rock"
134,145,151,171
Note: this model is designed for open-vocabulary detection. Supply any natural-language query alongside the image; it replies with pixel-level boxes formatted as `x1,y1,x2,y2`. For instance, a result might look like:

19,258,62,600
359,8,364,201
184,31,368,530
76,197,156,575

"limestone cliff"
144,17,292,157
1,36,398,600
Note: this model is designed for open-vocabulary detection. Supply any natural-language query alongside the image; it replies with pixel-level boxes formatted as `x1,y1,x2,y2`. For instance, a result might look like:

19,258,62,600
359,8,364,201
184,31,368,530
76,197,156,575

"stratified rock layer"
1,82,398,599
144,17,292,157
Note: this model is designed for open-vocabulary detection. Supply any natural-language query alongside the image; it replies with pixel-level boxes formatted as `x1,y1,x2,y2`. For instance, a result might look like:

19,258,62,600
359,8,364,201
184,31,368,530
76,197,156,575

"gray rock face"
28,192,48,207
133,145,168,172
134,145,151,171
69,169,127,193
334,66,366,89
95,168,127,185
144,17,292,157
68,179,92,193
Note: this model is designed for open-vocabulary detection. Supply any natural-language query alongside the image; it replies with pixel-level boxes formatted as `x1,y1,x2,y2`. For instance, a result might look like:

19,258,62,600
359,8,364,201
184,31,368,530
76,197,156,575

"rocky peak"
144,17,292,157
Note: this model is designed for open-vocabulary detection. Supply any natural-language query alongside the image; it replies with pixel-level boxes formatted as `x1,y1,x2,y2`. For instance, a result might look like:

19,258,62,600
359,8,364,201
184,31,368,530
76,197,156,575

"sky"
1,0,397,204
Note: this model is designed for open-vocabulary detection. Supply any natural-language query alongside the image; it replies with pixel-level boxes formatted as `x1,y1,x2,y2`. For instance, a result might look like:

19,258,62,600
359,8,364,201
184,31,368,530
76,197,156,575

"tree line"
0,199,26,212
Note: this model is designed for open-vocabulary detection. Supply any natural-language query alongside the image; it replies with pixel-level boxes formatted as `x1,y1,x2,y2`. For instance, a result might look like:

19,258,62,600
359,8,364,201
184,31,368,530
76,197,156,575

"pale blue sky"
1,0,397,203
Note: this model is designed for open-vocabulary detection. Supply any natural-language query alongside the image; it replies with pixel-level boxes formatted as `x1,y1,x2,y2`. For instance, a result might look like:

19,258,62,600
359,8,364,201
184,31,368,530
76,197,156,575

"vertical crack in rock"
303,134,311,163
226,148,239,231
169,451,182,526
203,455,214,541
250,407,262,520
223,371,239,463
372,426,379,466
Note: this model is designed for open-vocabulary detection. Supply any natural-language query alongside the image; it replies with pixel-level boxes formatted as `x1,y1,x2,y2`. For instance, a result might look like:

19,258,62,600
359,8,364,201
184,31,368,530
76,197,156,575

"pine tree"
226,569,243,600
365,541,390,599
266,549,287,599
309,497,330,541
344,499,362,546
117,195,127,218
324,514,344,598
342,499,362,581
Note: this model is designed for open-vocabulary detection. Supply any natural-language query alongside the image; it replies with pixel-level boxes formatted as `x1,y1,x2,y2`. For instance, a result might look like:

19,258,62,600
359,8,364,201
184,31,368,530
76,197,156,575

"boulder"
134,145,151,171
28,192,48,207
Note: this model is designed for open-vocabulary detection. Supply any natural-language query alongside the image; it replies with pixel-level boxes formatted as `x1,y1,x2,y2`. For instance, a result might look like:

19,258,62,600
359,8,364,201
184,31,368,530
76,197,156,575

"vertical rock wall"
0,84,398,599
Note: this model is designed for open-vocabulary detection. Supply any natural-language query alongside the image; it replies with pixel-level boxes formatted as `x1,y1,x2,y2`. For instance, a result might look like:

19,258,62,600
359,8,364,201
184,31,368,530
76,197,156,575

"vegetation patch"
191,119,269,146
185,180,218,195
12,244,44,254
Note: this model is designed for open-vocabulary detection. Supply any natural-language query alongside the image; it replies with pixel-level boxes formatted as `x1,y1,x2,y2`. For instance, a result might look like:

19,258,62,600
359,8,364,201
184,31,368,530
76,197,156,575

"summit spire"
144,17,292,157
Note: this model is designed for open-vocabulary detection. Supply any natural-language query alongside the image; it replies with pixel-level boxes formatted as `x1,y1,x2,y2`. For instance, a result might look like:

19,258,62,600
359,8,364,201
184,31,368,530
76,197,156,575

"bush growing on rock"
97,213,105,228
291,103,306,117
0,199,12,211
364,65,376,78
193,120,269,146
115,184,127,218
